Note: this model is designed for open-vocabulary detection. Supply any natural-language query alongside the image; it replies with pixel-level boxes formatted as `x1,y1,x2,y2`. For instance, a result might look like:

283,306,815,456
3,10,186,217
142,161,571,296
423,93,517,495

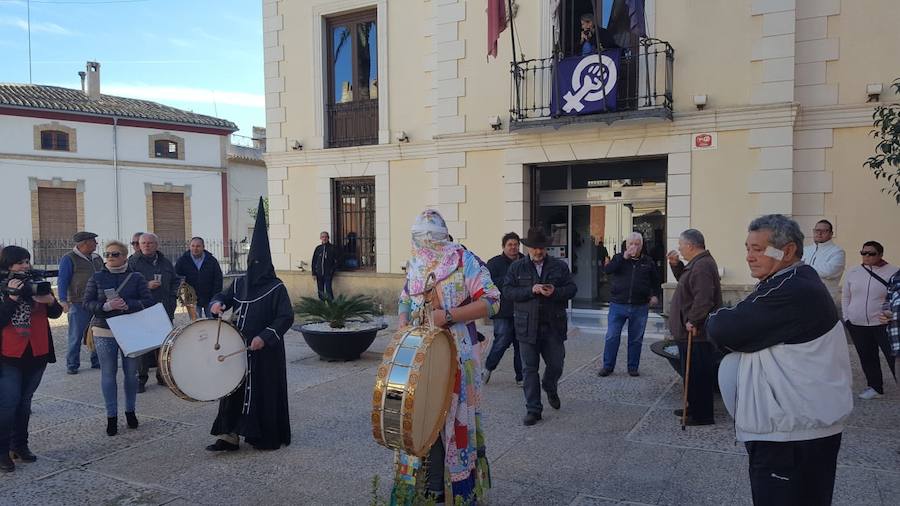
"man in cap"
503,226,578,426
206,197,294,451
57,231,104,373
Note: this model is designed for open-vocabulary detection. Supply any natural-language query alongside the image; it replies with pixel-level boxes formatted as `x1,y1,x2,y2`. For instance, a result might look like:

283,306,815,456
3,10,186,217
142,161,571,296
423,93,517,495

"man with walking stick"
667,229,721,427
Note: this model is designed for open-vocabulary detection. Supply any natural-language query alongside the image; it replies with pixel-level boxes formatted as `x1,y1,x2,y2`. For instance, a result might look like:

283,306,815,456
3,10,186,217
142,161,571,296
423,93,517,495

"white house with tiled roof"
0,61,247,266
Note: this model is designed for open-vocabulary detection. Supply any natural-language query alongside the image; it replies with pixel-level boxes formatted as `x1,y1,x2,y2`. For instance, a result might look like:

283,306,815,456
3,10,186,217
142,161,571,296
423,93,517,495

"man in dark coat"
311,231,340,301
484,232,525,385
599,231,661,377
127,232,178,392
504,226,578,426
667,229,722,426
175,237,224,318
207,197,294,452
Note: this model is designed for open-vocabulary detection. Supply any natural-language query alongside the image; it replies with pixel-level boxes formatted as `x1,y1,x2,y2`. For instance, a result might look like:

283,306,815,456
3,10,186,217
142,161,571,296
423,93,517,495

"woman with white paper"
83,241,154,436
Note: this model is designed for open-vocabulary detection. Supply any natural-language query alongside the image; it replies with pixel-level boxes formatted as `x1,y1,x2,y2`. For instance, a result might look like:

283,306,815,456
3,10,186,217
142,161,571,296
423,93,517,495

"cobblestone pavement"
2,313,897,505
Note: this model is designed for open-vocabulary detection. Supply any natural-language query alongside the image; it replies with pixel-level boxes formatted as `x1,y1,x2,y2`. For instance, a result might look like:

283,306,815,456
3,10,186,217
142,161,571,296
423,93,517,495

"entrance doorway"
532,158,667,311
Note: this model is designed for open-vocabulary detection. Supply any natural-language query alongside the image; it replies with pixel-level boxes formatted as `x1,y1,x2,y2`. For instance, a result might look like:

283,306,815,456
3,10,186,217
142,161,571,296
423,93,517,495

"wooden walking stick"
681,326,696,431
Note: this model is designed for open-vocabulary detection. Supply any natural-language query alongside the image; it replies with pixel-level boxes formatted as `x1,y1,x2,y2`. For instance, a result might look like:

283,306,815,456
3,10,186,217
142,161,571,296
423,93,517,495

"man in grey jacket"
708,215,852,506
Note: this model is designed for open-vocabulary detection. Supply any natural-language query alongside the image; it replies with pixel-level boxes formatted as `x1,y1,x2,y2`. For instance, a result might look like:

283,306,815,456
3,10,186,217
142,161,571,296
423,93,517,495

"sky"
0,0,264,138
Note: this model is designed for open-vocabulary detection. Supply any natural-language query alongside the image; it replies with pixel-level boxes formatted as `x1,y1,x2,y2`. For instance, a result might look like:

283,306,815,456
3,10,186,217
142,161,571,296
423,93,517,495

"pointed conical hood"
245,197,276,296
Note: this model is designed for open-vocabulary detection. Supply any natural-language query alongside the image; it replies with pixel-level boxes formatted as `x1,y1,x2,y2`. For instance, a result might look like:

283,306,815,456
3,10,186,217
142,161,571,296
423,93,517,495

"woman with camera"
0,246,64,473
83,241,154,436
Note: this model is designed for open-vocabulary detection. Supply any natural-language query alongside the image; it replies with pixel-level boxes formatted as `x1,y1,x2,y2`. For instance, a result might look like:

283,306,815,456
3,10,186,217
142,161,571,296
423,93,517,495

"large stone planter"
295,321,388,361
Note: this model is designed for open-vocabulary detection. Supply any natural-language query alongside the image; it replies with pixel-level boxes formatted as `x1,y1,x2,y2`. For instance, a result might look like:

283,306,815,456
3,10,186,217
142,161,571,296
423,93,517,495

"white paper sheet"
106,303,173,358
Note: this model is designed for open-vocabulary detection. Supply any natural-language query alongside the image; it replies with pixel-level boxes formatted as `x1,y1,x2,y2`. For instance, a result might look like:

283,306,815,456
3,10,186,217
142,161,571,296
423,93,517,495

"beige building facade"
263,0,900,311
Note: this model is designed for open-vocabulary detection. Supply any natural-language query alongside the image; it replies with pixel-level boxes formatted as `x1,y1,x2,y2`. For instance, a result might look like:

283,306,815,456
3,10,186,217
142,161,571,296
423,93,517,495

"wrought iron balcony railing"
509,38,674,129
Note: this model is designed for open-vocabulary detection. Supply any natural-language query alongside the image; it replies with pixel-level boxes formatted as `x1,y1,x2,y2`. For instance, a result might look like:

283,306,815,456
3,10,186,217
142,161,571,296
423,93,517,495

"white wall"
225,160,267,242
0,116,224,167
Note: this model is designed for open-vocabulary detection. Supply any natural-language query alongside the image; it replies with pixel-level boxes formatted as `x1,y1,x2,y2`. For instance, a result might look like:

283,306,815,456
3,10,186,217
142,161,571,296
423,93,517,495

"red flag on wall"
487,0,507,58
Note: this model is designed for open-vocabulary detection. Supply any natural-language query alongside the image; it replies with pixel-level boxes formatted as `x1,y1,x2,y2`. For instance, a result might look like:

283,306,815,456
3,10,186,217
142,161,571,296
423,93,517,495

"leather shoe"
9,447,36,463
684,417,715,426
628,369,640,377
0,454,14,472
546,391,561,410
522,412,542,426
673,409,684,417
137,382,146,393
597,367,612,377
66,369,78,375
206,439,240,452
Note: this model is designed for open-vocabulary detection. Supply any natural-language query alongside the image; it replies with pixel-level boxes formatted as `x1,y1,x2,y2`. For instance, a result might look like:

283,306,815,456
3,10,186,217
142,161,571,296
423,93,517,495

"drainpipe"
113,117,121,238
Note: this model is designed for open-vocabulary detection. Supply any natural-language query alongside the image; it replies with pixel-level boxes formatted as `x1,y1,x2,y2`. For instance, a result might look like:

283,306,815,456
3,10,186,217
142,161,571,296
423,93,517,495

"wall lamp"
693,94,708,110
867,83,883,102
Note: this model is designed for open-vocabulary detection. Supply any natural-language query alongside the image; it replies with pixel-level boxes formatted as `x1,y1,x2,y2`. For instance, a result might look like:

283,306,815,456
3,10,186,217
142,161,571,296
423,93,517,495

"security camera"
291,140,303,150
396,130,409,143
867,83,883,102
488,115,502,130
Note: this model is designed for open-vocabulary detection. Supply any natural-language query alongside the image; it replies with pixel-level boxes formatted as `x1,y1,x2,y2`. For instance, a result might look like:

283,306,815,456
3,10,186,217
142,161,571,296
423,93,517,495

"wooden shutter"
152,192,186,244
38,187,77,240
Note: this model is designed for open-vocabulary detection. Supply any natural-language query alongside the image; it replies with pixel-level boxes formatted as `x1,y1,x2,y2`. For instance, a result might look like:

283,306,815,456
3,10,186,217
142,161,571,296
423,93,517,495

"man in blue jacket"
598,232,660,377
483,232,524,385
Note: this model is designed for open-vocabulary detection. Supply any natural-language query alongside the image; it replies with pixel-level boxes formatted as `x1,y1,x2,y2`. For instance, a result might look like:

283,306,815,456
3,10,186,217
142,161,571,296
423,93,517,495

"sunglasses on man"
859,251,879,256
104,252,123,258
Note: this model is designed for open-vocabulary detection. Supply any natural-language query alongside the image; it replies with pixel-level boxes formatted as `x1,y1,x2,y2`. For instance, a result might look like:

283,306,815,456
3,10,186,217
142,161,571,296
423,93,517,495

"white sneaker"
858,387,882,400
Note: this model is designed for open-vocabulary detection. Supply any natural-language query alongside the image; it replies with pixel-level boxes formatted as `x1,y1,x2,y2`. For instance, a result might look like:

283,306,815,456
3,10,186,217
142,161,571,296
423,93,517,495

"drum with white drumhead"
159,319,247,402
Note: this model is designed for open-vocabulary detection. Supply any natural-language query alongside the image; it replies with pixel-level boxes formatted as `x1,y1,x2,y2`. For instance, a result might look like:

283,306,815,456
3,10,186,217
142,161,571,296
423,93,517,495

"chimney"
78,71,86,92
85,61,101,100
252,126,267,151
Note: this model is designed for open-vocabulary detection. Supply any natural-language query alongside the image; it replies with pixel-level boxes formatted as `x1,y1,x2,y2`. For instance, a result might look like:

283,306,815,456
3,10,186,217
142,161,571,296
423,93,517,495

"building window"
34,187,77,264
39,130,70,151
154,139,179,159
333,177,376,270
326,10,378,148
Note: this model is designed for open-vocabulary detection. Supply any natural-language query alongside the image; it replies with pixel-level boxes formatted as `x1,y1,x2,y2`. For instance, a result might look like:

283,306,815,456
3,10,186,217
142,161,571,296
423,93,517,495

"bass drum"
371,325,458,457
159,319,247,402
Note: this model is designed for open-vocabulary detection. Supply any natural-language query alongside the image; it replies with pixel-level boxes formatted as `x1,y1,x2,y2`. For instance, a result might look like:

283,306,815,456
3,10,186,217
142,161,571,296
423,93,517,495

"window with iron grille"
40,130,70,151
154,140,179,159
333,177,376,270
326,10,378,148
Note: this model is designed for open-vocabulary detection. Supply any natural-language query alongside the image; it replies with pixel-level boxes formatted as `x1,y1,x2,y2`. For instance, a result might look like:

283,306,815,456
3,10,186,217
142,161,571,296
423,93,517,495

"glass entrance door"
539,200,666,310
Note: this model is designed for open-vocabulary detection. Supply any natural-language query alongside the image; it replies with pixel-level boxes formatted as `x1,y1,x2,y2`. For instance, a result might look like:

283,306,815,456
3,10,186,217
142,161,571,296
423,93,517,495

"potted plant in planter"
293,294,388,361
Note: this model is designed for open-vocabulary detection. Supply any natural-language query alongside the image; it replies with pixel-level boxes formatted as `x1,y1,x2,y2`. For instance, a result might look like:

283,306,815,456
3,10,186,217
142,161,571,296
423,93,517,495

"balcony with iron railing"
509,38,674,130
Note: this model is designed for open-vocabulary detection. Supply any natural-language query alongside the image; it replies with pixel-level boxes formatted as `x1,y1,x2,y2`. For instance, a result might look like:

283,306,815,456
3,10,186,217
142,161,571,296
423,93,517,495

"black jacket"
312,243,340,278
503,256,578,343
175,250,224,307
707,263,838,353
486,252,524,319
127,252,178,319
83,269,156,330
604,253,660,305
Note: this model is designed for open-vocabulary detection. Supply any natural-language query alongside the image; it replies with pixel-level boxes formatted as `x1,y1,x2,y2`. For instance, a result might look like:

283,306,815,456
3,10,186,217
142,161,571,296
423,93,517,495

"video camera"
0,269,59,298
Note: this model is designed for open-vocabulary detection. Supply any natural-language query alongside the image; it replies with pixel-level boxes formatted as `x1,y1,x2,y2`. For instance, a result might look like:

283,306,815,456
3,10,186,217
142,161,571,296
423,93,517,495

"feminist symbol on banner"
561,52,619,113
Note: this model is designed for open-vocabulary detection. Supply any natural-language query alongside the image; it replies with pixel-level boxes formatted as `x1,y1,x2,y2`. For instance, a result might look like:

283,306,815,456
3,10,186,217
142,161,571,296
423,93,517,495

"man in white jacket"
801,219,845,308
708,215,853,506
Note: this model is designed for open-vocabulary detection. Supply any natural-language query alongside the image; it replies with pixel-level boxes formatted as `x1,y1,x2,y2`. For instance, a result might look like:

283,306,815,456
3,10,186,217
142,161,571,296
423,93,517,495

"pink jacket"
842,262,899,326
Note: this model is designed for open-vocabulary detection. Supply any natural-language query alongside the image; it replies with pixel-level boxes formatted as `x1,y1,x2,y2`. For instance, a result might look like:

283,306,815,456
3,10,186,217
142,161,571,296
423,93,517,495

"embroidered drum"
159,319,247,402
372,325,458,457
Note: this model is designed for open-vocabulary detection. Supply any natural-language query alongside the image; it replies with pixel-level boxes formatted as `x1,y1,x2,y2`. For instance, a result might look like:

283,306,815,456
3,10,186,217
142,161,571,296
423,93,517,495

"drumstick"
217,347,248,362
214,316,223,350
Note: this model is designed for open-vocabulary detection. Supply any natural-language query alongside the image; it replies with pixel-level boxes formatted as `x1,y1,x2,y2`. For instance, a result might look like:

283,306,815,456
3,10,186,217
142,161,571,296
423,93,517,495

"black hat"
72,231,98,243
521,226,552,249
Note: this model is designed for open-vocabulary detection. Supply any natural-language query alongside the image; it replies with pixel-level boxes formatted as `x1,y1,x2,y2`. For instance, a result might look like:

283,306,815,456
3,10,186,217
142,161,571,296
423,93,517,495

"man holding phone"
503,226,577,426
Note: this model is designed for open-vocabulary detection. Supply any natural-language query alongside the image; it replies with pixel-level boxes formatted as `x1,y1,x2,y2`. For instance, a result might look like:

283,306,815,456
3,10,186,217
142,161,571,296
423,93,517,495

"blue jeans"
67,303,98,371
602,303,650,371
485,317,522,380
94,335,138,417
0,362,46,453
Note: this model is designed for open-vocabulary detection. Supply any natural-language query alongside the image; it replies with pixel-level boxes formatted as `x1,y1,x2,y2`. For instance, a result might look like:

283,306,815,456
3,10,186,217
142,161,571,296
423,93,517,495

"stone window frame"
29,177,85,241
144,182,193,240
148,133,186,161
33,122,77,152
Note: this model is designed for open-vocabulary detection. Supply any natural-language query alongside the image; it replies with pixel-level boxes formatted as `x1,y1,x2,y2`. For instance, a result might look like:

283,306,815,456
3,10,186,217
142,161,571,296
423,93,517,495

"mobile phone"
104,288,118,300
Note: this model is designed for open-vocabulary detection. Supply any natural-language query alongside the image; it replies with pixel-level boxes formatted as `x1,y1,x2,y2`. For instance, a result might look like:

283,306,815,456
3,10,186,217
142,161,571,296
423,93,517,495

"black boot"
125,412,138,429
9,446,36,463
106,416,118,436
0,454,14,472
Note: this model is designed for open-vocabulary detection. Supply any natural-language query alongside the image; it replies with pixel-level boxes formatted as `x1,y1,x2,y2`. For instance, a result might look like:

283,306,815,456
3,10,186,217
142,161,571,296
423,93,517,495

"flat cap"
73,231,98,243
